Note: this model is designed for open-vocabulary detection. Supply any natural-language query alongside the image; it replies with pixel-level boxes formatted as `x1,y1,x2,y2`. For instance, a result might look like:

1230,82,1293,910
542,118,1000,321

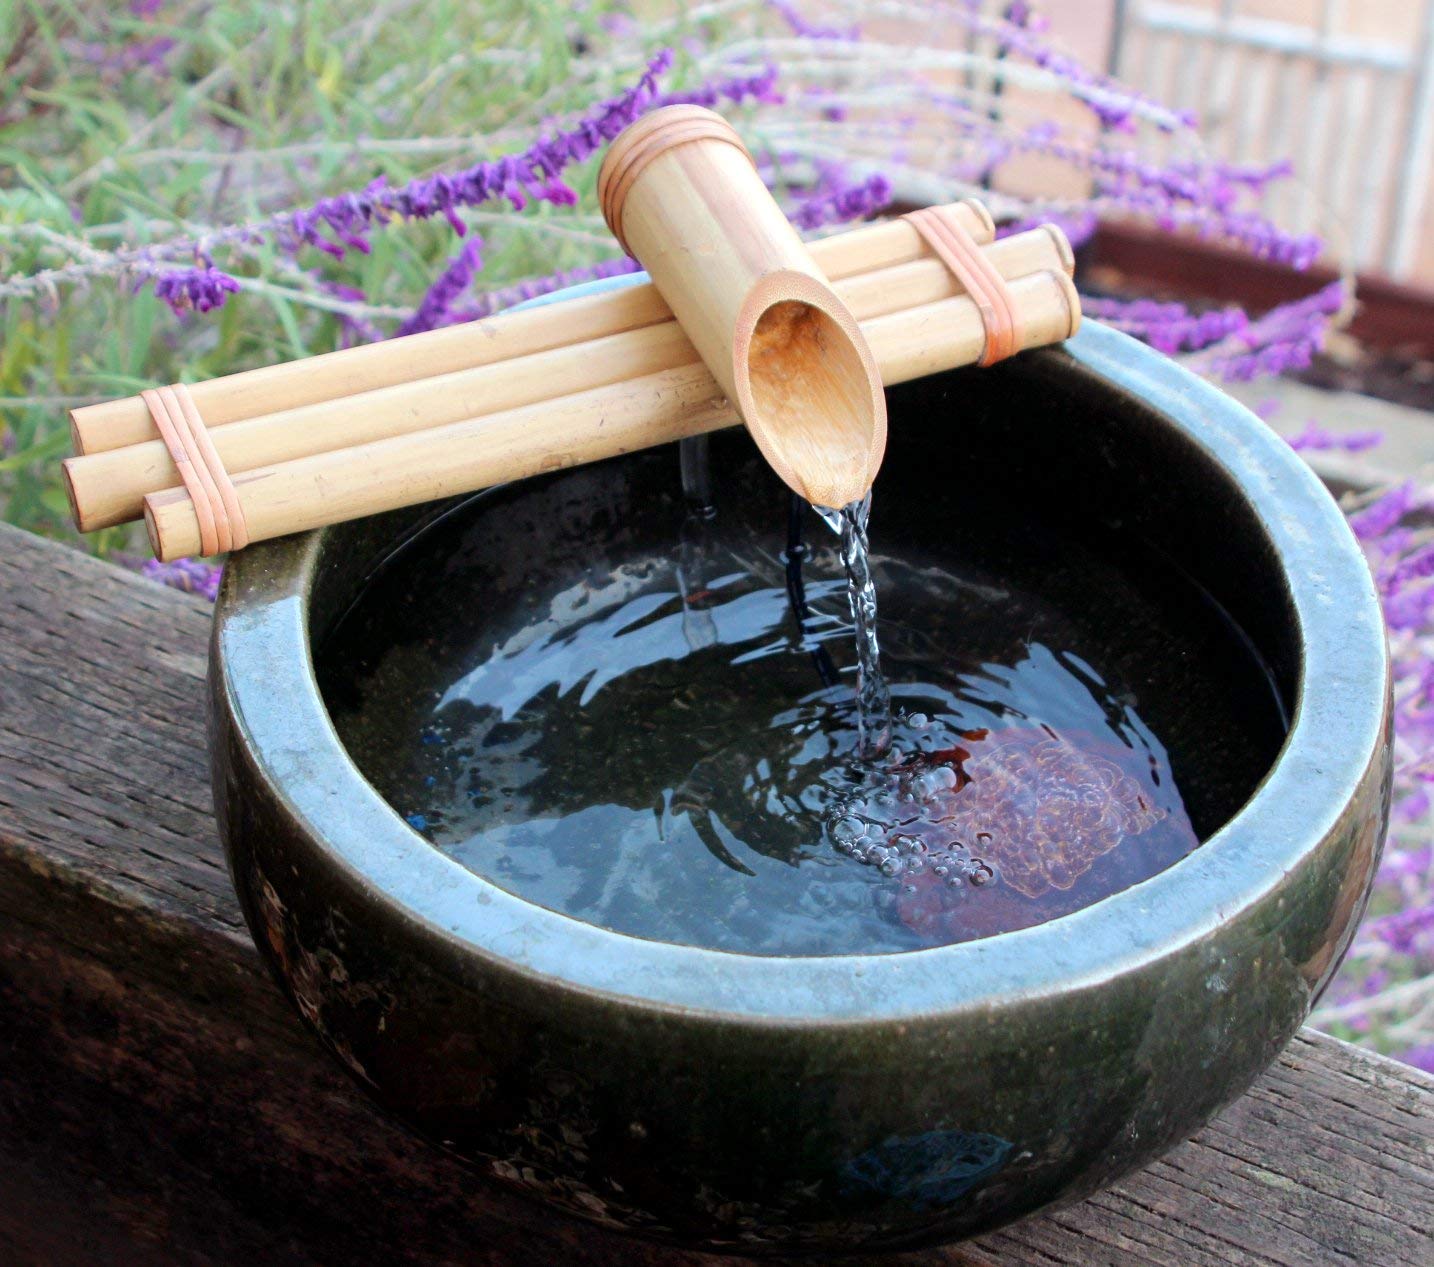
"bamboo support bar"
144,269,1080,561
69,200,994,457
65,224,1071,532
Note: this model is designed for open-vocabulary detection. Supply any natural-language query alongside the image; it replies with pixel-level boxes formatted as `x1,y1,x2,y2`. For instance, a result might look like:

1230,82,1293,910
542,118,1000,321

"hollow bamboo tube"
69,199,994,458
145,269,1080,561
598,105,885,510
65,224,1071,532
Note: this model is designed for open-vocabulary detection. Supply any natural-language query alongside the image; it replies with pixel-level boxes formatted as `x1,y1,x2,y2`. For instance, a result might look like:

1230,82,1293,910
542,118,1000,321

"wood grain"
0,522,1430,1266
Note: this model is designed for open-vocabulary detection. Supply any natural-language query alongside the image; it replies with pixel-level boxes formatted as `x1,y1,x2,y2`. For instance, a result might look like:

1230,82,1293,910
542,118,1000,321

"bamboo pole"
68,199,995,457
64,225,1071,531
145,269,1080,561
599,105,884,509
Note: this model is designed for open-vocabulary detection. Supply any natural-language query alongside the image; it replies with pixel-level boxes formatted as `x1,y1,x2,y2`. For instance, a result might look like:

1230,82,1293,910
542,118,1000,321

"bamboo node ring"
598,106,755,255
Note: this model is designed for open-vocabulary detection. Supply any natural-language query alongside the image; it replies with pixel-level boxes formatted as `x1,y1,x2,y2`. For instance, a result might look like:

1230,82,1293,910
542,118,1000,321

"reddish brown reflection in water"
833,726,1199,944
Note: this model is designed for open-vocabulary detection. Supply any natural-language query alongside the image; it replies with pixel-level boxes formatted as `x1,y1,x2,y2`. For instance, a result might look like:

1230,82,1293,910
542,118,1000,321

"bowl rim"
214,280,1389,1025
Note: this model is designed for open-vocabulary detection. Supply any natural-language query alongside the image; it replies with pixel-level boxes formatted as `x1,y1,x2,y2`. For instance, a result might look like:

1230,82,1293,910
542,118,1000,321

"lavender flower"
1358,906,1434,957
769,1,860,41
1348,482,1419,541
998,208,1098,250
455,255,640,321
656,65,785,110
789,171,892,230
28,51,674,315
151,264,241,314
1080,296,1248,355
1285,422,1384,453
282,50,673,255
396,236,485,337
1193,282,1345,382
1398,1045,1434,1074
139,557,223,601
928,1,1194,131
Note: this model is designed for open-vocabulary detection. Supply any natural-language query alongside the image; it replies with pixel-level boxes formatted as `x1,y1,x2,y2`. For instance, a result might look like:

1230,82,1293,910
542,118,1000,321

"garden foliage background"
1,0,1429,1068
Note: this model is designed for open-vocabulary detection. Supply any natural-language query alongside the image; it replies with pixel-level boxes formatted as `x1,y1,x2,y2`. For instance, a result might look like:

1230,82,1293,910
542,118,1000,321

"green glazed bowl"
210,306,1391,1255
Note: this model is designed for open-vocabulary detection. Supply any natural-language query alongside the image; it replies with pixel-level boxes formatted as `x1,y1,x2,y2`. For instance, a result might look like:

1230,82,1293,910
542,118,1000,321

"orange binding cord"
140,384,249,557
903,206,1022,366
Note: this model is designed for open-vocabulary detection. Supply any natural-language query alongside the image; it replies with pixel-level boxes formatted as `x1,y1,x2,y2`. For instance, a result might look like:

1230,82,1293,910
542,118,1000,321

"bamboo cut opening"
736,287,885,511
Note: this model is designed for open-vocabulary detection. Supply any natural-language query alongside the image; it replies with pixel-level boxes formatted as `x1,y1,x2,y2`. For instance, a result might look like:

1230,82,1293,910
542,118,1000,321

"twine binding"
903,206,1022,366
141,384,249,557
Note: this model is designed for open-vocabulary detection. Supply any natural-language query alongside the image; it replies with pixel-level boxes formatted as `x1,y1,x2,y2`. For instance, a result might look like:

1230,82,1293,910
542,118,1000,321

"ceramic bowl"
211,298,1390,1255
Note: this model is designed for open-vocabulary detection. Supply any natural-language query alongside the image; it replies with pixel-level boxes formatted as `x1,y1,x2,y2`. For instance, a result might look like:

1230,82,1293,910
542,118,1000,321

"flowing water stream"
816,495,893,761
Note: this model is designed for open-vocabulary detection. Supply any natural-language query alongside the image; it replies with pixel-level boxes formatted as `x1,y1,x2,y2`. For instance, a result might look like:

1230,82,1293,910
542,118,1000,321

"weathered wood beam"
1,522,1430,1265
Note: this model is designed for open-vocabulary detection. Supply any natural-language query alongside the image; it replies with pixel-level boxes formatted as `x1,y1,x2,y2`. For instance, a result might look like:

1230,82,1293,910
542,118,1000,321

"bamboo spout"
599,105,885,509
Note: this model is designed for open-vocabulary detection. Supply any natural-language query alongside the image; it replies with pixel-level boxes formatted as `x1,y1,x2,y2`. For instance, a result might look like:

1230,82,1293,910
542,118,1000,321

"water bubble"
907,713,929,729
832,816,863,845
880,857,904,877
970,863,995,886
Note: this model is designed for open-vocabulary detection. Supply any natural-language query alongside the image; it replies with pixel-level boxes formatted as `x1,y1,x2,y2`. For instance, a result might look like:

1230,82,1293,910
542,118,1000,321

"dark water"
319,458,1287,957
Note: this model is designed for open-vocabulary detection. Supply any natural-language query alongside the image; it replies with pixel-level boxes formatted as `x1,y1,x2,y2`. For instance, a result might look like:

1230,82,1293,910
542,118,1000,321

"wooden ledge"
0,522,1430,1265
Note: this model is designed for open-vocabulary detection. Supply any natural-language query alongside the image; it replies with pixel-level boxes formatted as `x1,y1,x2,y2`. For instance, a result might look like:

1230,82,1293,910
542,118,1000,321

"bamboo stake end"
958,197,996,241
60,457,86,532
1039,223,1077,277
67,407,88,457
1051,269,1083,340
143,487,195,563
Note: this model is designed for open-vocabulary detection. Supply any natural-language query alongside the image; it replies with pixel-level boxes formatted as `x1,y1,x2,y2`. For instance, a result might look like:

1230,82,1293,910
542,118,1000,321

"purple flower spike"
283,50,673,257
1285,422,1383,453
131,51,676,315
397,236,486,337
454,254,641,322
140,557,223,601
769,1,860,41
151,265,242,314
1349,483,1419,541
790,171,893,230
657,65,785,110
1398,1045,1434,1074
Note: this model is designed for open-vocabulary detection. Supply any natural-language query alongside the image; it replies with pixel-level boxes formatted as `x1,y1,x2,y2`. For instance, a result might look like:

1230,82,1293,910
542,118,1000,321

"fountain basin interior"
211,312,1390,1255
